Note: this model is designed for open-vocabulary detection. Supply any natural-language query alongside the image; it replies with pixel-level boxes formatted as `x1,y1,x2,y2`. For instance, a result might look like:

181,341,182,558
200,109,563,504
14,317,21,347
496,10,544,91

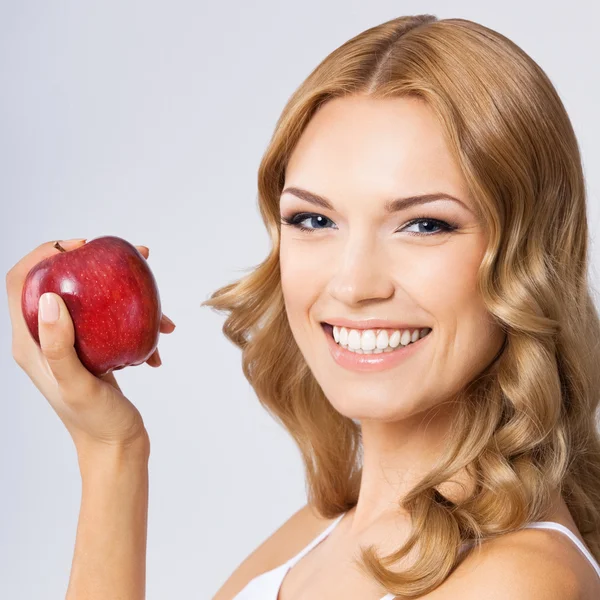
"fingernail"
40,293,59,323
162,314,176,328
60,238,87,248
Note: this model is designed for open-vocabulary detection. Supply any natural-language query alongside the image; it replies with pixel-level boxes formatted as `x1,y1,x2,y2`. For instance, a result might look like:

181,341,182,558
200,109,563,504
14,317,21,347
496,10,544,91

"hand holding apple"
21,235,165,377
6,238,176,450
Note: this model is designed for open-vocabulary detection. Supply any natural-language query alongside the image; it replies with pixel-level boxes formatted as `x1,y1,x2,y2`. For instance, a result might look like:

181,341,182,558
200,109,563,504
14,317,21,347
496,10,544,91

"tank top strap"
376,521,600,600
286,512,346,569
522,521,600,578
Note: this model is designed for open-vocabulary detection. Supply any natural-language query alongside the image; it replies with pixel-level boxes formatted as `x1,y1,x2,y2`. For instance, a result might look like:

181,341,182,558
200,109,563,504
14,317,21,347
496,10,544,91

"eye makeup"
279,212,459,237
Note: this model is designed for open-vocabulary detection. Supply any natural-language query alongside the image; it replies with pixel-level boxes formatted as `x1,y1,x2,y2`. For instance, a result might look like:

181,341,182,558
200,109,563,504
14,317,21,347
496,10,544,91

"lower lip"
322,324,431,373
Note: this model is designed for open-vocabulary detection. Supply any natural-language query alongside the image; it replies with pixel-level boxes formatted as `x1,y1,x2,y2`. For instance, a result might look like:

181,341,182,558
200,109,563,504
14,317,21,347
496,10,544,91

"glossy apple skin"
21,236,162,377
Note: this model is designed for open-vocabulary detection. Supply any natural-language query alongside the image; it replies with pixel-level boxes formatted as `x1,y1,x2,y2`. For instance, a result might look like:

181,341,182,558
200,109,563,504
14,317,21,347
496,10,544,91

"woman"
204,13,600,599
6,13,600,599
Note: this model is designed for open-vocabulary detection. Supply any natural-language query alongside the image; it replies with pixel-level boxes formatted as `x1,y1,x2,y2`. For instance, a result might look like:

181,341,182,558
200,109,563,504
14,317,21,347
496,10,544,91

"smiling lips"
321,322,432,372
322,323,432,353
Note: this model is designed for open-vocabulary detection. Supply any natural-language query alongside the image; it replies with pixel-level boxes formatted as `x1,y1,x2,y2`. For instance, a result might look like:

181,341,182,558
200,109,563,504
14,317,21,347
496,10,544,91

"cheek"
407,238,483,321
413,240,501,380
279,241,321,333
277,235,501,421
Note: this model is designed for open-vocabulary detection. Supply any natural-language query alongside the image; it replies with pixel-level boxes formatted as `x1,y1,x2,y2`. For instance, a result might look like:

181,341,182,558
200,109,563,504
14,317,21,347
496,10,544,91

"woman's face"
279,95,505,422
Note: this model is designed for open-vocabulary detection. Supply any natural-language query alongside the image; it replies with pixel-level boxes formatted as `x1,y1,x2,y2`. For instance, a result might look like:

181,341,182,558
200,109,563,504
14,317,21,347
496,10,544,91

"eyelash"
279,212,459,237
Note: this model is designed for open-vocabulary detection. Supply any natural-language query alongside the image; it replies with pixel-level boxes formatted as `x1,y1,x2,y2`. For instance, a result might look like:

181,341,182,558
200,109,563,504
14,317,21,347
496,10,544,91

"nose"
325,234,395,306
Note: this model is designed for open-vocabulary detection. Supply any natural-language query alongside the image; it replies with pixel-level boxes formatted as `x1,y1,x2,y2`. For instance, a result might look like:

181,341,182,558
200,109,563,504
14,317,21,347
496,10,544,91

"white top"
232,512,600,599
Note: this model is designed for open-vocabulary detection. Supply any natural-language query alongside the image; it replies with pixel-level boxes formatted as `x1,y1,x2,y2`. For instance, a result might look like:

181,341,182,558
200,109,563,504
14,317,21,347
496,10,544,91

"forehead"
284,95,469,206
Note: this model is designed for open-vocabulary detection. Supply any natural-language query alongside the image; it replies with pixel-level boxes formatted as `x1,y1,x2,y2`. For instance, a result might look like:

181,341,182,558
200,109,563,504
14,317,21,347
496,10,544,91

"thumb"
38,292,99,395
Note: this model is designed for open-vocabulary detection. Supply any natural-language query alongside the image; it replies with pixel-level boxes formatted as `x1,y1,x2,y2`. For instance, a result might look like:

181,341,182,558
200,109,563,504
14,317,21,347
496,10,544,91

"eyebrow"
280,186,470,213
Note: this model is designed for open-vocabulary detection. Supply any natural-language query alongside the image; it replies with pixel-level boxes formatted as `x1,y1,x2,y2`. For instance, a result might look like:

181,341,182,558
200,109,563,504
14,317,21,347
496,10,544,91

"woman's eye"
401,218,457,236
280,213,335,233
280,213,457,236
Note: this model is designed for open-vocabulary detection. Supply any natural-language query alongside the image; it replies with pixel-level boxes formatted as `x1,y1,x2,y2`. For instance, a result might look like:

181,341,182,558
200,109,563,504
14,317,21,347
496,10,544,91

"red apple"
21,236,162,377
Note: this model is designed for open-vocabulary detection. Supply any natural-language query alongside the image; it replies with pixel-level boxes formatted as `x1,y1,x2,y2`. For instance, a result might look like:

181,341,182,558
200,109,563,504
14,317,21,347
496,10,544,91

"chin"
322,384,432,422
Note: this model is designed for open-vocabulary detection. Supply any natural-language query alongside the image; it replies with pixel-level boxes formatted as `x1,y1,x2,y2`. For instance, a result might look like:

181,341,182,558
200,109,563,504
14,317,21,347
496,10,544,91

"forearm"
66,439,151,600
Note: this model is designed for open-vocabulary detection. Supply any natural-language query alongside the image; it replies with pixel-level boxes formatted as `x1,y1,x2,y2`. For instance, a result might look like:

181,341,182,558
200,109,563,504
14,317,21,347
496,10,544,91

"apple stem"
53,241,67,253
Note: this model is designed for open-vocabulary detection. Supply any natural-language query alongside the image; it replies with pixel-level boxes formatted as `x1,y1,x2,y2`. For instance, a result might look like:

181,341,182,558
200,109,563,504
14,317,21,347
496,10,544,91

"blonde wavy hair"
201,14,600,598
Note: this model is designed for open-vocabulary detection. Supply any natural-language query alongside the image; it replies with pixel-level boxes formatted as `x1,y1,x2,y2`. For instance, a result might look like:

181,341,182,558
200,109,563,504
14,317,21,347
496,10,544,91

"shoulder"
440,527,598,600
212,503,333,600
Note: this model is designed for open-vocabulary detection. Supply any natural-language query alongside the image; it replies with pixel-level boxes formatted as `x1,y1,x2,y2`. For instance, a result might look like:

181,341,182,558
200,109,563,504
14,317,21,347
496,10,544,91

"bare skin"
273,94,599,597
279,94,506,533
6,238,175,597
275,492,598,599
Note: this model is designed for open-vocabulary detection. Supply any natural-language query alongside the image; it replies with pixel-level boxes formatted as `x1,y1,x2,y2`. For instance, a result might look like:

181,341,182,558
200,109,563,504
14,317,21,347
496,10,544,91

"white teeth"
340,327,348,345
360,330,377,351
389,330,400,348
376,330,388,349
400,330,411,346
330,325,431,353
347,329,361,350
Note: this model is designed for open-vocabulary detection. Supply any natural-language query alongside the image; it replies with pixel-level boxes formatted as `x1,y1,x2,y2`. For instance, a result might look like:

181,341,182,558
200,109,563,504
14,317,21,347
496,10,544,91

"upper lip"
321,317,430,331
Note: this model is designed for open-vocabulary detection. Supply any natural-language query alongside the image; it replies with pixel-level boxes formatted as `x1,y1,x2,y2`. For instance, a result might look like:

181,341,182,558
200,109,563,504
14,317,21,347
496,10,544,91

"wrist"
75,434,151,475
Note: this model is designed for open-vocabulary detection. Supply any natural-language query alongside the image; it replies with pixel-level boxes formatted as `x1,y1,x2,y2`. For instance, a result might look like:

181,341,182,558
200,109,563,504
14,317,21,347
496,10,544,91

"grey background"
1,1,598,598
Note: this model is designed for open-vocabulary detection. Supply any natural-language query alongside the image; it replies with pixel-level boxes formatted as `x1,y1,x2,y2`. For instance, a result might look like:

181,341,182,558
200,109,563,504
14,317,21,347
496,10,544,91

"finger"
37,292,102,403
135,245,149,260
7,239,87,359
159,314,176,333
7,239,86,288
146,347,162,368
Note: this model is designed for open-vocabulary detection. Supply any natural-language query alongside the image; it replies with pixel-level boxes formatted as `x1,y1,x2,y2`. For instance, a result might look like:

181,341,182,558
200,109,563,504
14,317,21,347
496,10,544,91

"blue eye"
403,218,456,236
279,212,458,236
281,213,332,232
